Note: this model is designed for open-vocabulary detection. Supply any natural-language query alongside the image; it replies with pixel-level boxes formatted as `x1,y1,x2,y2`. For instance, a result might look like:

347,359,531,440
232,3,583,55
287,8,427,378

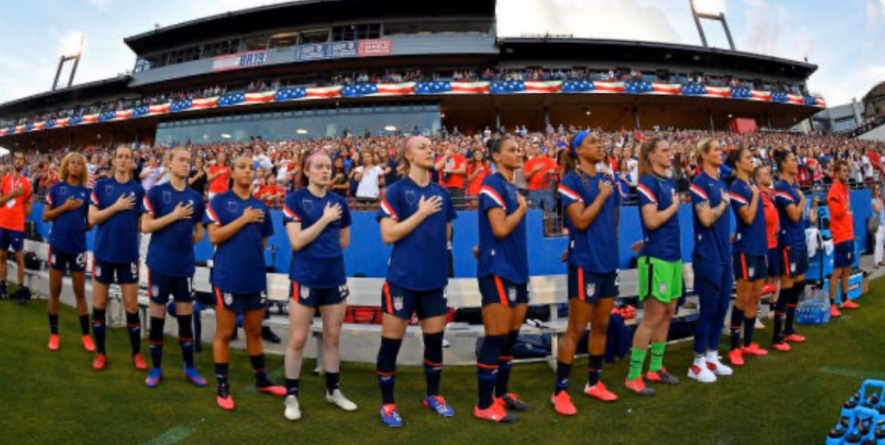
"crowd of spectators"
1,66,812,129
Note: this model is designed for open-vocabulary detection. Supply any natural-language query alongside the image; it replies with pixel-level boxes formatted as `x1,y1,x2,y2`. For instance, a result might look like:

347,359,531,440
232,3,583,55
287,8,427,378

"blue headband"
571,131,590,157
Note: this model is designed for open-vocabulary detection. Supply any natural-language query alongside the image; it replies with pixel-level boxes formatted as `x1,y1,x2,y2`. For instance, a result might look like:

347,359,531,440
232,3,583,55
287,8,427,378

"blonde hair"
638,138,663,178
695,138,716,165
59,152,88,184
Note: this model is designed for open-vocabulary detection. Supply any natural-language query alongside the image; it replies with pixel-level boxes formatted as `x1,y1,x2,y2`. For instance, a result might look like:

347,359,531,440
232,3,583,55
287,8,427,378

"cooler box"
807,238,859,282
822,272,864,304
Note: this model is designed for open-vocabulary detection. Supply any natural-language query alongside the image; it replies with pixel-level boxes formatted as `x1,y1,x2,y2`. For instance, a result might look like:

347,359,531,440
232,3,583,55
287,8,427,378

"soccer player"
0,151,34,301
88,145,146,371
726,147,770,367
827,160,859,316
551,131,620,416
141,148,207,388
687,139,733,383
42,153,93,352
474,136,530,423
282,149,357,421
204,155,284,411
771,149,815,351
626,138,681,396
375,136,457,427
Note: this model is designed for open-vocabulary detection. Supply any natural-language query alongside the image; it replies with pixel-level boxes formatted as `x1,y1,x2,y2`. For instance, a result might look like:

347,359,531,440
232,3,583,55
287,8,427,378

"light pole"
689,0,736,51
53,32,85,91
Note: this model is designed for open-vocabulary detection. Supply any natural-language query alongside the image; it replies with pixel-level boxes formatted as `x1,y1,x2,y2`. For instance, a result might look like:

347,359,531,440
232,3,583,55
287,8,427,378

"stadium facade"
0,0,825,150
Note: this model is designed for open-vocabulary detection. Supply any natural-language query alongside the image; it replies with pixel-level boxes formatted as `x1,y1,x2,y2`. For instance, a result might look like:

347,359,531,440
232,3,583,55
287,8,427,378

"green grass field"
2,282,884,445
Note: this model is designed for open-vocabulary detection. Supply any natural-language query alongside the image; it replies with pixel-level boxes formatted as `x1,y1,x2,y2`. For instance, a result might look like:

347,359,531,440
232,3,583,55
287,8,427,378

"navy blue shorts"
291,280,349,308
833,240,854,269
777,247,809,278
381,282,448,321
567,265,618,303
148,270,193,305
49,249,86,274
93,260,139,285
214,286,267,313
478,275,529,308
733,253,768,281
0,228,24,252
767,247,782,277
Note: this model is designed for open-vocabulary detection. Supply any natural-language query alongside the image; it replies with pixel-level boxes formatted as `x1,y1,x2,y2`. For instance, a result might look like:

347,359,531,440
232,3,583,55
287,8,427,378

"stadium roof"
124,0,498,54
499,38,818,79
0,76,132,117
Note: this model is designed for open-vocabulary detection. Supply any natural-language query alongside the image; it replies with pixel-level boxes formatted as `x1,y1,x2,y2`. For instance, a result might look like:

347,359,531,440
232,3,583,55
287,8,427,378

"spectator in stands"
353,150,384,208
466,148,491,203
436,143,467,202
872,185,885,268
524,141,556,211
330,156,349,197
139,154,163,191
207,152,231,200
256,173,284,207
189,155,208,197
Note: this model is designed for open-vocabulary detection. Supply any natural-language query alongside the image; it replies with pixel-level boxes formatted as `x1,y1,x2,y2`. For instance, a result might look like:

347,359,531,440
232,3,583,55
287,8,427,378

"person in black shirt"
189,155,208,197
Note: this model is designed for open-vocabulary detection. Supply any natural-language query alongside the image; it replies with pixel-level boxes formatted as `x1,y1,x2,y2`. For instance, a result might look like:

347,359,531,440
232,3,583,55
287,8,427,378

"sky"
0,0,883,107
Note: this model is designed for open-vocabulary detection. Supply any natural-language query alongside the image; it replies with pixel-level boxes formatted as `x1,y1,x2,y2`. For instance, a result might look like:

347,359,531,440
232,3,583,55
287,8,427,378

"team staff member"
43,153,93,352
626,138,681,396
282,149,357,422
475,136,530,423
758,165,781,303
204,155,285,410
771,150,816,351
688,139,733,383
141,148,207,388
727,148,770,367
827,160,860,316
88,145,146,371
551,131,620,417
376,136,457,428
0,151,34,301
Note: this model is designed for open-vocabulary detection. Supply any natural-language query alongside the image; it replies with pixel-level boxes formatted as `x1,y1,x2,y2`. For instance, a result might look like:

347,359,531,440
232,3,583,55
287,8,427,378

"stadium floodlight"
383,125,397,132
52,32,86,91
296,129,308,135
689,0,736,50
221,133,232,139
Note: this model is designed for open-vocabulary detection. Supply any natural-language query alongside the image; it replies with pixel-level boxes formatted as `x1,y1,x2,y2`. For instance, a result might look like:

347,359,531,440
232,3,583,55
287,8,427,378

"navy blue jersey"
203,191,274,294
689,172,731,261
283,188,352,288
46,182,89,254
729,178,768,256
90,177,144,263
143,182,205,277
774,179,807,249
557,170,620,273
636,174,681,262
377,177,456,291
477,173,529,284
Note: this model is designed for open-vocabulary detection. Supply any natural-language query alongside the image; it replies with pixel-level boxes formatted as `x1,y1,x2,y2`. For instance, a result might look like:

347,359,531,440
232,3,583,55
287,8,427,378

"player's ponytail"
637,137,662,178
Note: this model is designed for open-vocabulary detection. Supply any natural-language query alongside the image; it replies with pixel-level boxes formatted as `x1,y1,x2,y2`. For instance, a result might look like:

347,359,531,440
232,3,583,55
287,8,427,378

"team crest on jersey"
151,285,159,297
507,287,516,302
104,185,114,196
404,190,417,206
393,296,404,311
300,285,311,299
162,190,172,204
59,186,67,195
302,199,314,213
658,282,667,294
224,293,234,306
226,201,239,213
586,283,596,298
748,267,755,278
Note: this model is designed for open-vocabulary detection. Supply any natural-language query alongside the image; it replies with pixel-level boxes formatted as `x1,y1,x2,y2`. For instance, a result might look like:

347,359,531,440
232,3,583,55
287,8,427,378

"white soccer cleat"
326,389,358,412
705,355,734,376
688,362,717,383
284,395,302,421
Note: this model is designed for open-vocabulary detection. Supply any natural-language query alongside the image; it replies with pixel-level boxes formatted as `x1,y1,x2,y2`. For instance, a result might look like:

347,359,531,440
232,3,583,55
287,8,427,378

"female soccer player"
726,147,770,367
375,136,457,428
551,131,620,416
204,155,284,410
88,145,146,371
625,138,681,396
43,153,93,352
282,149,357,421
771,149,815,351
827,160,860,316
687,139,733,383
474,136,529,423
141,148,207,388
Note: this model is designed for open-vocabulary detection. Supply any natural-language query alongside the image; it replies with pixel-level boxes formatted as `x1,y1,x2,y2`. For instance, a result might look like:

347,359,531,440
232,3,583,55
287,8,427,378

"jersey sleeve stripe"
45,194,53,206
690,184,709,200
775,191,793,202
480,186,506,209
142,196,155,215
729,192,748,205
205,206,221,225
380,200,398,220
90,191,99,206
636,184,657,203
282,205,300,222
557,185,583,202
